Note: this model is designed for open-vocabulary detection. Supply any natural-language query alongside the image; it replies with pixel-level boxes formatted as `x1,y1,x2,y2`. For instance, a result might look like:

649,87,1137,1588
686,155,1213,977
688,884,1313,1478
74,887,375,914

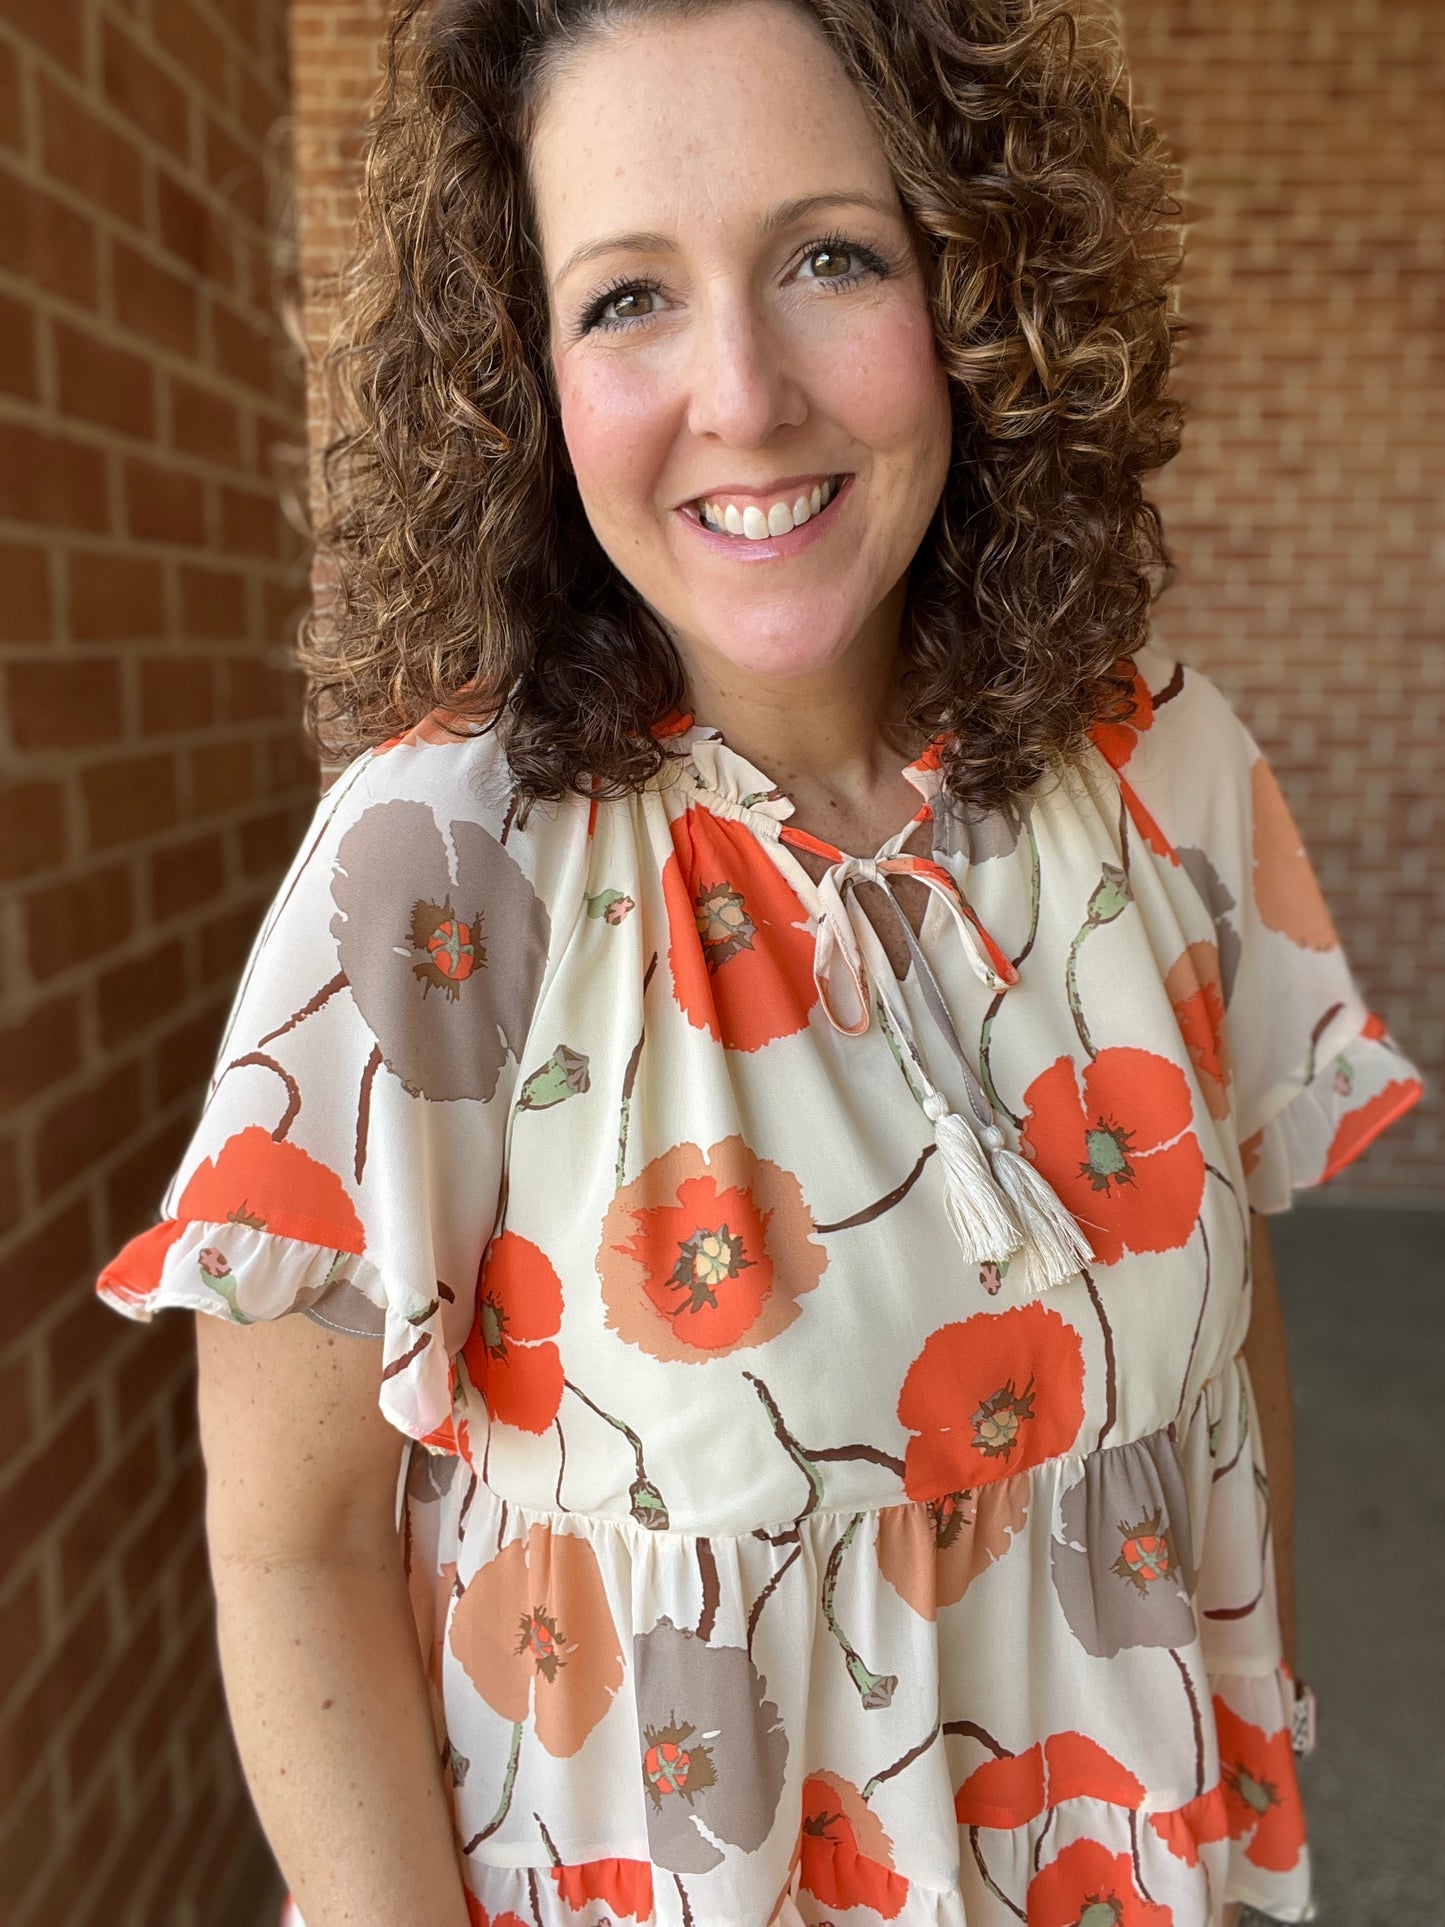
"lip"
674,473,854,562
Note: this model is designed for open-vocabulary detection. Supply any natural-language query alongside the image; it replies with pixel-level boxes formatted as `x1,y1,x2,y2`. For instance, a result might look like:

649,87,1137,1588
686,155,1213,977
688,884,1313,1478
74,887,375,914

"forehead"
528,1,896,274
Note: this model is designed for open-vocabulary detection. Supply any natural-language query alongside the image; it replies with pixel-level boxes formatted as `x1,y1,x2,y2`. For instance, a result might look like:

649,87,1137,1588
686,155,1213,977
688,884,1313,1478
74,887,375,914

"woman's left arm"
1242,1214,1297,1675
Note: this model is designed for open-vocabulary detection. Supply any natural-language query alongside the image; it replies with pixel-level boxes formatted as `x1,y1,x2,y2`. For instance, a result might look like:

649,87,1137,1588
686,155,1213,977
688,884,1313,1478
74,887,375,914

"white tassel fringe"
985,1132,1094,1293
924,1094,1024,1264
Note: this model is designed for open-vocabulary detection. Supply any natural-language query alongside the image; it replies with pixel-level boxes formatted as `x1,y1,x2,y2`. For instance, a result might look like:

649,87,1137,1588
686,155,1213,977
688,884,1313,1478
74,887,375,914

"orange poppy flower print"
1027,1837,1173,1926
1089,659,1155,769
1213,1699,1307,1873
875,1478,1030,1618
176,1124,365,1251
448,1524,623,1759
599,1136,825,1361
954,1730,1146,1828
1165,942,1232,1122
800,1771,909,1919
1020,1048,1206,1266
1148,1786,1230,1866
463,1895,528,1927
897,1301,1086,1500
1250,757,1337,952
553,1858,654,1921
459,1233,565,1434
1322,1077,1423,1182
662,805,818,1052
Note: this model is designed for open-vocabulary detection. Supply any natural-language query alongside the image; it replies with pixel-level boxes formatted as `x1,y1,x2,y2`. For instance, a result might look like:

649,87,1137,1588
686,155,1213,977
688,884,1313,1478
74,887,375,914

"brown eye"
806,245,854,279
609,289,655,321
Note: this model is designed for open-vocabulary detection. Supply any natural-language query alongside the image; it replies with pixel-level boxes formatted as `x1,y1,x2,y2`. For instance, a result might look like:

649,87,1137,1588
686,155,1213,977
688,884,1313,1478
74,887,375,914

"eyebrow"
551,190,901,291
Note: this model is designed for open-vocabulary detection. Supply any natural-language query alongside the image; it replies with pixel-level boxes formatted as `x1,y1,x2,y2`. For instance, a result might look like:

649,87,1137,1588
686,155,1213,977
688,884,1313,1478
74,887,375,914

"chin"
681,589,874,683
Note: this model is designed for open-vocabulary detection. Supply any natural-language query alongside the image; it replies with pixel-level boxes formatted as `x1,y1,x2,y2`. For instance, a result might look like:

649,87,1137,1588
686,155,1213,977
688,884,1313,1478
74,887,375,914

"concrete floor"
221,1201,1445,1927
1259,1201,1445,1926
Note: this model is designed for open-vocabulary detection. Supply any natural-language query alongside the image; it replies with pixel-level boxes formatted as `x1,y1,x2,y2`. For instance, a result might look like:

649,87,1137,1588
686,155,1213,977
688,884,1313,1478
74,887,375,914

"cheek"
557,362,667,504
825,301,950,456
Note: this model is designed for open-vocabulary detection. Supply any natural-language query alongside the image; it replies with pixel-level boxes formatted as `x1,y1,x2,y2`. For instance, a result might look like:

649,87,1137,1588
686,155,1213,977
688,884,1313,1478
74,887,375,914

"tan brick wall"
0,0,311,1920
1116,0,1442,1195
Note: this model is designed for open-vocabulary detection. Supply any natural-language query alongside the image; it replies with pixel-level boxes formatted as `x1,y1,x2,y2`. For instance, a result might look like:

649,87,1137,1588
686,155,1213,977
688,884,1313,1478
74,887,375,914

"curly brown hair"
301,0,1188,812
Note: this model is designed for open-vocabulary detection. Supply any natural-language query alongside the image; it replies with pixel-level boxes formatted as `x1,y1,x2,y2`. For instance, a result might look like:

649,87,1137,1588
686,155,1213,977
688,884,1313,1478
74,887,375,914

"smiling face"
529,0,954,700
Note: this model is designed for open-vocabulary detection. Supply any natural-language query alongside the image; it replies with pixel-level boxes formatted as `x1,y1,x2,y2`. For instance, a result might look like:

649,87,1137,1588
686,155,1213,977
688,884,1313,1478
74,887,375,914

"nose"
682,287,808,448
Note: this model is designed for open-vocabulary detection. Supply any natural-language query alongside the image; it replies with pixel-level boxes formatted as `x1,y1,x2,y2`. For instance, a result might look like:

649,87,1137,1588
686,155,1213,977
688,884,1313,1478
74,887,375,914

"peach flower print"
448,1524,624,1759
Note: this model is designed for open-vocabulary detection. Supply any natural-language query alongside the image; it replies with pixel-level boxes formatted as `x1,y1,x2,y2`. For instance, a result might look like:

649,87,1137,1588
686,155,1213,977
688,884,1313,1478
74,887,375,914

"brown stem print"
211,796,350,1073
861,1720,940,1801
977,813,1041,1128
1302,1000,1345,1087
695,1537,720,1642
968,1828,1027,1921
355,1041,383,1183
211,1051,301,1138
553,1417,568,1512
1154,658,1186,709
1032,1804,1054,1873
257,967,348,1049
941,1717,1012,1758
380,1330,431,1380
1080,1266,1117,1450
1167,1646,1206,1796
1128,1808,1159,1903
813,1143,937,1234
745,1543,801,1654
1176,1218,1212,1421
615,950,659,1186
673,1876,696,1927
499,790,520,847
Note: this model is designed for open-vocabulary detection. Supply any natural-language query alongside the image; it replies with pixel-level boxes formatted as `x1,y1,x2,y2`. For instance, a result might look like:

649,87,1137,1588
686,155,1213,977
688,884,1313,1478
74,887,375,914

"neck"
675,585,924,806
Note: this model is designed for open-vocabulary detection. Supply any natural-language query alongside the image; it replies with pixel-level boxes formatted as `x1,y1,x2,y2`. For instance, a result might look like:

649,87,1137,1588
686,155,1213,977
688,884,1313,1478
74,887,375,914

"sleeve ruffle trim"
1241,1015,1424,1214
95,1218,459,1447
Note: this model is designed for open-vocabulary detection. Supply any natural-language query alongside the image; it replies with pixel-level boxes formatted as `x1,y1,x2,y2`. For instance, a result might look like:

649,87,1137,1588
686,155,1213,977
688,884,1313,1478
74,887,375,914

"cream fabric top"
99,644,1421,1927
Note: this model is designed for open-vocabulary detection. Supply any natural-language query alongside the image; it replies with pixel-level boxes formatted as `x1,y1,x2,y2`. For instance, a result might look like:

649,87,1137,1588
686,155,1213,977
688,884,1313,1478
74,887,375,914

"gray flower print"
1050,1429,1197,1659
633,1616,788,1875
330,800,550,1101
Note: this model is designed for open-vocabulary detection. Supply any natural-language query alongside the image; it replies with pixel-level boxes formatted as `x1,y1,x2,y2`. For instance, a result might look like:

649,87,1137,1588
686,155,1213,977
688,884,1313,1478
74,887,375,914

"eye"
805,242,859,281
578,275,667,335
795,232,892,291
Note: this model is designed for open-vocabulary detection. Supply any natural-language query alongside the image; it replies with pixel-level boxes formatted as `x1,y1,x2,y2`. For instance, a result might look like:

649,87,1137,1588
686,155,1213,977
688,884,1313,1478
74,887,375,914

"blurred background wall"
0,0,1438,1921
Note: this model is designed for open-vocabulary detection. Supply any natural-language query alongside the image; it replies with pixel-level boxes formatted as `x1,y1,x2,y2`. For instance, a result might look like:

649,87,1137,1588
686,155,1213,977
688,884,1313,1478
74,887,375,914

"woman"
96,0,1422,1923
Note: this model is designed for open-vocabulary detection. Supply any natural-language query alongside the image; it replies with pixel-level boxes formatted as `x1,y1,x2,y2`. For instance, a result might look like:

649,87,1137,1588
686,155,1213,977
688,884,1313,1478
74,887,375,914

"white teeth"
698,476,840,539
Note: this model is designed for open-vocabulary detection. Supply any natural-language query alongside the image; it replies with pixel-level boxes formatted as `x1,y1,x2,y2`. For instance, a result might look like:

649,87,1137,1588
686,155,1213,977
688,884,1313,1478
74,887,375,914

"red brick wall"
0,0,312,1920
1116,0,1442,1195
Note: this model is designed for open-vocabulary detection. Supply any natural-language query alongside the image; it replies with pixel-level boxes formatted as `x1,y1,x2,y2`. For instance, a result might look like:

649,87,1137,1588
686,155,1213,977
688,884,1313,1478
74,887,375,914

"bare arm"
1241,1214,1297,1676
196,1309,472,1927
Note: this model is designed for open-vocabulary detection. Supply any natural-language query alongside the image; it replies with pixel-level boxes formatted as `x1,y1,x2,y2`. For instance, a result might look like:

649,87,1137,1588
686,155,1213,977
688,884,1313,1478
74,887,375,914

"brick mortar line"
0,22,290,251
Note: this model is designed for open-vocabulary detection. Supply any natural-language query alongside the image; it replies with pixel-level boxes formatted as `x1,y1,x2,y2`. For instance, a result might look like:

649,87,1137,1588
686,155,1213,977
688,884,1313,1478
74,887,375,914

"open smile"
674,473,854,561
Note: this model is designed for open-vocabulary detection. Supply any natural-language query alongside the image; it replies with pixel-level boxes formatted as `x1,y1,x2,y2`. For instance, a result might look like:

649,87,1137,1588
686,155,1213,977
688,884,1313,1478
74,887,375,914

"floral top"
97,645,1421,1927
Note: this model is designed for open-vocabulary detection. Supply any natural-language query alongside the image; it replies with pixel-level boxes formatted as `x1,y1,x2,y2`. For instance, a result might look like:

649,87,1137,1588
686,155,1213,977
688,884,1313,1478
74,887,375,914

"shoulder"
1093,644,1263,844
329,712,520,831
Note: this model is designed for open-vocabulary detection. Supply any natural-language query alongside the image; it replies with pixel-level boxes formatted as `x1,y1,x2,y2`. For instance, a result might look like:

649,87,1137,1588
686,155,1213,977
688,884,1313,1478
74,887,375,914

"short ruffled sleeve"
95,732,554,1444
1110,648,1424,1213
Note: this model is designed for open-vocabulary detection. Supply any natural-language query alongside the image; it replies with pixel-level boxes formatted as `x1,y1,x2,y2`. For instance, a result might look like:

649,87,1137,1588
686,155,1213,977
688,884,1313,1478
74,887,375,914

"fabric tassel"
983,1127,1095,1293
923,1092,1024,1264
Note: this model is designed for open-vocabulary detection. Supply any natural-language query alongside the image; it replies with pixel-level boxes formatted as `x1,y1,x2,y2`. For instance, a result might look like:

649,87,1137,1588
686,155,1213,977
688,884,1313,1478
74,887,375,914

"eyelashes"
572,231,895,338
